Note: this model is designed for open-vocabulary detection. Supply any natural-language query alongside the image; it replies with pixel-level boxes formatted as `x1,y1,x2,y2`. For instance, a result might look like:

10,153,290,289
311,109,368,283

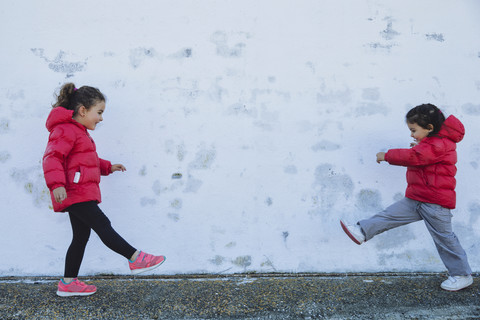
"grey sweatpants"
358,197,471,276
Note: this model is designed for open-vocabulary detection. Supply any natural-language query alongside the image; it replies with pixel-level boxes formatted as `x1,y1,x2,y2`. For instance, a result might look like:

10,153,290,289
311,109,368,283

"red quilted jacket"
384,115,464,209
43,107,112,212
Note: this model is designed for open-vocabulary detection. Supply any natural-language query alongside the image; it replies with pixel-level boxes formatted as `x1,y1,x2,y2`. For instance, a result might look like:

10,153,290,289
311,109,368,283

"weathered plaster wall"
1,0,479,276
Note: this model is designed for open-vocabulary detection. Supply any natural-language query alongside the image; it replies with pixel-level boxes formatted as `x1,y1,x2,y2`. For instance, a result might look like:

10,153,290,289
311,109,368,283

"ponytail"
53,83,105,116
53,83,76,109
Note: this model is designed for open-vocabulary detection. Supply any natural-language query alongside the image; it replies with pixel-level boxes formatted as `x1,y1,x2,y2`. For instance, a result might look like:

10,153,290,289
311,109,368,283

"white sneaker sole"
56,290,96,297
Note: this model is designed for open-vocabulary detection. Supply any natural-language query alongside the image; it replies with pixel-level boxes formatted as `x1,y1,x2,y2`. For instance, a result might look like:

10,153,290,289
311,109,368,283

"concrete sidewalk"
1,273,479,319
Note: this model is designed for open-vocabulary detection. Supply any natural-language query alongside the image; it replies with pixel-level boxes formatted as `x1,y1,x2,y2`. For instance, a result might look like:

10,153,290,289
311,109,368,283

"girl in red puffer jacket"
340,104,472,292
43,83,166,297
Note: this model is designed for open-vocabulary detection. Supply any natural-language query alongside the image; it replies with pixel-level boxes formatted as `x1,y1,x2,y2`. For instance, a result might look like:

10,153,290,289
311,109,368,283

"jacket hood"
437,115,465,143
45,107,76,132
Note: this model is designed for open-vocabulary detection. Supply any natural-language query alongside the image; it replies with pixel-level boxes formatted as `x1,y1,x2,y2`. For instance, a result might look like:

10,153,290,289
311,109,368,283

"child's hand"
53,187,67,203
376,152,386,164
111,164,127,173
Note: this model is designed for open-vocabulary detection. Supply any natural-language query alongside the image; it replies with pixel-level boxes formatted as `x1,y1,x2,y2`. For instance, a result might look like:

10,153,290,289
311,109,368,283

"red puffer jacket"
43,107,112,212
384,115,464,209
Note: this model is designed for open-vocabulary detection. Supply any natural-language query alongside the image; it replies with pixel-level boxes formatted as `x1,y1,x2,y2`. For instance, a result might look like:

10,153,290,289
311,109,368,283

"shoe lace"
73,279,88,286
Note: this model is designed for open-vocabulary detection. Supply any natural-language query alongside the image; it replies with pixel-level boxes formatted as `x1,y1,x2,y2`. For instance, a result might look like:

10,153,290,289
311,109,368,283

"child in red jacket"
43,83,166,297
340,104,472,291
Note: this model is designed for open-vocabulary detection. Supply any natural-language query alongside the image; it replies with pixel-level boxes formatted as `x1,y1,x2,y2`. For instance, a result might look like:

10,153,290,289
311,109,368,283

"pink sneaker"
57,278,97,297
129,251,166,275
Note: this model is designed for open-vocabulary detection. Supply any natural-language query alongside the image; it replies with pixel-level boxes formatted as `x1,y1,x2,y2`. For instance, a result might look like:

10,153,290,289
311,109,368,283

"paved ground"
0,273,479,319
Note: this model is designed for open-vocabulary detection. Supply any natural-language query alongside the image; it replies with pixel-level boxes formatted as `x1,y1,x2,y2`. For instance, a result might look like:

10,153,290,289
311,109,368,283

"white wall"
1,0,479,276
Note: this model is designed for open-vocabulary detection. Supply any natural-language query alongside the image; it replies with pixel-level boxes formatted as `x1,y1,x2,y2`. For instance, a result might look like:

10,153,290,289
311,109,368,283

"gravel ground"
0,273,479,319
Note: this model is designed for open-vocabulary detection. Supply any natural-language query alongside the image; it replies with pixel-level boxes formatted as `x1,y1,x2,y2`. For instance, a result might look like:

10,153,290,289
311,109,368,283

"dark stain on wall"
425,33,445,42
31,48,86,77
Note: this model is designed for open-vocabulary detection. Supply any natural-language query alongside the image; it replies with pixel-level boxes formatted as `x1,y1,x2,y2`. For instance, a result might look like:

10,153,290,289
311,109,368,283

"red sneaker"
57,278,97,297
129,251,166,275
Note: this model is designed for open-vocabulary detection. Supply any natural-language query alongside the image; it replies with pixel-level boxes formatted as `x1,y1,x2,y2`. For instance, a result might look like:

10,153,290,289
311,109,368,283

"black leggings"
64,201,137,278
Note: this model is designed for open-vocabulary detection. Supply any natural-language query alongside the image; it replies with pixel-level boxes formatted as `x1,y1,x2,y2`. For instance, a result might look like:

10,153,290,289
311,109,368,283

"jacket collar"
45,107,86,132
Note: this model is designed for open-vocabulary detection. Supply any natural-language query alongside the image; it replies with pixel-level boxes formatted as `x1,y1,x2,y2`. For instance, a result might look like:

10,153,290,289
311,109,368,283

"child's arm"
111,164,126,172
384,141,441,167
98,158,126,174
99,158,125,175
52,187,67,203
376,152,386,163
43,126,75,192
99,158,113,175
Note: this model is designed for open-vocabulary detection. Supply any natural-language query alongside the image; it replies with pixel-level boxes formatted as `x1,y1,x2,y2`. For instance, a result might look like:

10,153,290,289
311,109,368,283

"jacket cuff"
50,184,64,191
384,151,390,163
100,159,112,175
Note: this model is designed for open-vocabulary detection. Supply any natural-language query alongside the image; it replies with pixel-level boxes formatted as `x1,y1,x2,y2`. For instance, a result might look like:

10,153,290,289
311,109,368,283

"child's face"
407,121,432,143
76,101,105,130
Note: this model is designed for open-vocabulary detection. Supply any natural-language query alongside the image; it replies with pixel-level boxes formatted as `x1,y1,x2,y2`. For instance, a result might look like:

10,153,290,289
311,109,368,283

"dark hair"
53,83,105,116
406,103,445,136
